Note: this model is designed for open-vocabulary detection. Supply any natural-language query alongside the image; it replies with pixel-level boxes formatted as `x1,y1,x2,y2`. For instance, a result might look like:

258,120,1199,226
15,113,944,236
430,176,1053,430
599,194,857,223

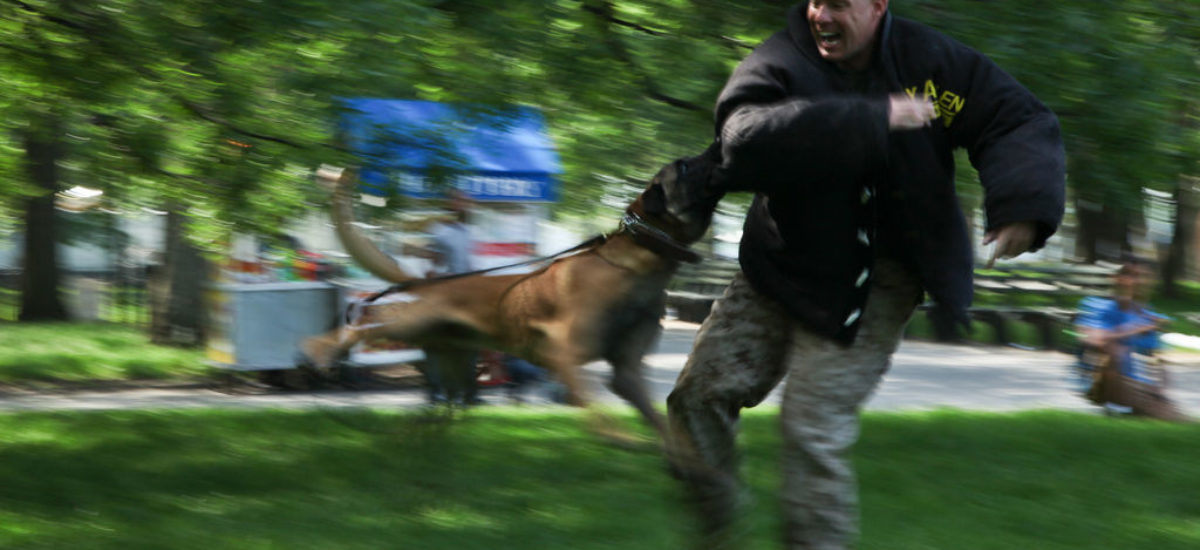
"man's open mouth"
818,31,842,47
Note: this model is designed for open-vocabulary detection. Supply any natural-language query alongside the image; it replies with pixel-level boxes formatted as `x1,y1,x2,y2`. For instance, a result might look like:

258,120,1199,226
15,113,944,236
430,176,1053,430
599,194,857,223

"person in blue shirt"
1075,259,1189,421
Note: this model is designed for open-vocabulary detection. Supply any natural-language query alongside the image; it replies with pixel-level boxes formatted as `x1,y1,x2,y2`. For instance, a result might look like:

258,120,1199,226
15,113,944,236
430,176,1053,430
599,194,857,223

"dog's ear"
641,182,667,216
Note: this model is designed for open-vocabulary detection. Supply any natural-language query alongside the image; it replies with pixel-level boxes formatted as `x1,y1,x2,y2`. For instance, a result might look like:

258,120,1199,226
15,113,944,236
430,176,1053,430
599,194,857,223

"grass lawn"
0,408,1197,549
1154,280,1200,335
0,322,208,384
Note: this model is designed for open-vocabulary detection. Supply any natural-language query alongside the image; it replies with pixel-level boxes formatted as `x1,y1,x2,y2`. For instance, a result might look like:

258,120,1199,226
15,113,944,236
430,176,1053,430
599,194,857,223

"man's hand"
888,95,937,131
315,164,344,190
983,221,1037,267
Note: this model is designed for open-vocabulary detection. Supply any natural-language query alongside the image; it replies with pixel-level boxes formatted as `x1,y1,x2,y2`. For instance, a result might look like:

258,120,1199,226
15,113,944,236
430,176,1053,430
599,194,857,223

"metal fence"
0,266,151,325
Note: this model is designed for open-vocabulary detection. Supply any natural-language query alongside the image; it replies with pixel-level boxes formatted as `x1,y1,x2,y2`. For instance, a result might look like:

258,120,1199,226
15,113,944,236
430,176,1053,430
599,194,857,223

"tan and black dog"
301,145,722,442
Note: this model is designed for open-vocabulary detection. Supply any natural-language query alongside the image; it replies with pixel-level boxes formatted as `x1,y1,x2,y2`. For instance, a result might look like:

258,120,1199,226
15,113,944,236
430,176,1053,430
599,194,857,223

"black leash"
351,211,704,314
355,233,609,310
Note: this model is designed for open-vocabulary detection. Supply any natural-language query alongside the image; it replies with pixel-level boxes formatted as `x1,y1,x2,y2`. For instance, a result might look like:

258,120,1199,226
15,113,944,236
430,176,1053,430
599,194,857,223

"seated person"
1074,259,1189,422
478,351,566,404
500,354,567,404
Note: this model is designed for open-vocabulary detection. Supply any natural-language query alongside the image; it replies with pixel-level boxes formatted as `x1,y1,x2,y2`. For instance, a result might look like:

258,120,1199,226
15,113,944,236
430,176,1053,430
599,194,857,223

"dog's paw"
299,339,339,369
584,413,656,451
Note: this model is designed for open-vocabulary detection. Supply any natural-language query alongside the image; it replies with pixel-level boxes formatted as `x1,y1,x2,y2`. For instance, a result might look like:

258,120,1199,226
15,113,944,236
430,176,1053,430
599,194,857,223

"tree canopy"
1,0,1196,247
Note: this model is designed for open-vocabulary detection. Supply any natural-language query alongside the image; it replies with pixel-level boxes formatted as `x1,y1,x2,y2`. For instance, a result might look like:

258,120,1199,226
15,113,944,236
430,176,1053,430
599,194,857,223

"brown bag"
1081,347,1114,406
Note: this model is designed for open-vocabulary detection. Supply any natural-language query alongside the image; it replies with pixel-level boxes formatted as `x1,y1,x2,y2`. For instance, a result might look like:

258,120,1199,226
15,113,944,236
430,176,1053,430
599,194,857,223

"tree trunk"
18,115,68,322
150,206,209,347
1162,179,1198,298
1075,195,1132,263
1074,196,1101,263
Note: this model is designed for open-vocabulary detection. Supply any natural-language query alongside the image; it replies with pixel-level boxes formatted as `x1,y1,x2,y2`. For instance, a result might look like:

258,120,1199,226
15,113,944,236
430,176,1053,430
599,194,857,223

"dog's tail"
318,165,419,284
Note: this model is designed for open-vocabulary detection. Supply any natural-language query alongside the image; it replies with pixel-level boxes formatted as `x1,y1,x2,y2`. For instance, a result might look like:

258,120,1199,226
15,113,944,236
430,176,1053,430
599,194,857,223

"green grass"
0,288,17,322
1154,280,1200,336
0,322,208,384
904,313,936,340
0,408,1196,549
905,309,1045,348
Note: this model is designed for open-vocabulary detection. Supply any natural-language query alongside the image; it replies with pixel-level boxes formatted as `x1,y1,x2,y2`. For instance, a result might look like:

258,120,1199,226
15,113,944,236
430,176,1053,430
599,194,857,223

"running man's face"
807,0,888,71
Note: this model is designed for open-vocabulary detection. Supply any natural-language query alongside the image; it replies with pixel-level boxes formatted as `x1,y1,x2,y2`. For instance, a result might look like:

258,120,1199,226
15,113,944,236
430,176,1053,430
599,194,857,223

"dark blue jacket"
714,4,1066,344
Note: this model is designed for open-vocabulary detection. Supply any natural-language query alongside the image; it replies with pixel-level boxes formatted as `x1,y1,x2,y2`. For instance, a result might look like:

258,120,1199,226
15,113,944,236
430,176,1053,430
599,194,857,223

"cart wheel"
257,369,288,388
335,362,375,389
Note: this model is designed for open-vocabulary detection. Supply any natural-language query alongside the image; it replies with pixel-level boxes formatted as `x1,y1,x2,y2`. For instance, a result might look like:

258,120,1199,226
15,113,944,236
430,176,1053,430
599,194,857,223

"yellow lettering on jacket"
936,90,965,127
923,80,939,100
904,79,966,128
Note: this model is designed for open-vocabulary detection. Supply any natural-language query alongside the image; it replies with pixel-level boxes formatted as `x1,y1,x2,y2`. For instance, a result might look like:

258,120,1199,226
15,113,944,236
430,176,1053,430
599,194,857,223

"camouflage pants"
667,260,921,550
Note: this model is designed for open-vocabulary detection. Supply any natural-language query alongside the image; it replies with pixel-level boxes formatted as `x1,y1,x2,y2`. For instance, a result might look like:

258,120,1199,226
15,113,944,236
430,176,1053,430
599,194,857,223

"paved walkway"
1,321,1197,416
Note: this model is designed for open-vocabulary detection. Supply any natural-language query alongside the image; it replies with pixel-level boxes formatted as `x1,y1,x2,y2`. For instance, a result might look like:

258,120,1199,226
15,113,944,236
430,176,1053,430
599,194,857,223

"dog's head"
631,142,725,246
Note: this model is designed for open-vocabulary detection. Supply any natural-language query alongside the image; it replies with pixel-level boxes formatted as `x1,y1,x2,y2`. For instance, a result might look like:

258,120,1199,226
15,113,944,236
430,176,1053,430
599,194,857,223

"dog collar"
619,211,702,264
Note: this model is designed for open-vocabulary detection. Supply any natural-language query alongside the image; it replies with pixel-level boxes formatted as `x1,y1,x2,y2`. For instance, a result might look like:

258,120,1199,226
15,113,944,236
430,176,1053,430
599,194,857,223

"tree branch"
0,41,44,59
582,1,705,113
6,0,347,154
581,4,667,37
155,168,218,186
580,2,751,53
646,90,707,112
718,35,755,52
4,0,87,31
177,100,308,149
580,1,748,52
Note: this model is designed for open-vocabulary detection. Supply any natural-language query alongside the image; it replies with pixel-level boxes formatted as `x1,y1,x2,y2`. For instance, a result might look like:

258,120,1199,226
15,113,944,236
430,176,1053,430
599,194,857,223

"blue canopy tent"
339,98,561,203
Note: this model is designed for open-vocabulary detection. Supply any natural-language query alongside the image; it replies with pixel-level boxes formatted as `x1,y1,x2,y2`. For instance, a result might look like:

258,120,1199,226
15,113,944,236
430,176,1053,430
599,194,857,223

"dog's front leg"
545,357,655,450
608,359,667,440
602,314,668,444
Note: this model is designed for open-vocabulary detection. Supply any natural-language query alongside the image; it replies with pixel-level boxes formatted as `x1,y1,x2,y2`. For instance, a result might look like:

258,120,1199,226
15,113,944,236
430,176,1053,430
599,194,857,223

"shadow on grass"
0,408,1197,549
0,408,688,550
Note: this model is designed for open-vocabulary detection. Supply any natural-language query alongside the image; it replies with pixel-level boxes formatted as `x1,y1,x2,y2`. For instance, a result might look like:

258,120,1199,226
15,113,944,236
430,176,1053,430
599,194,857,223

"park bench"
972,263,1116,297
666,259,1118,350
666,260,740,323
962,263,1116,349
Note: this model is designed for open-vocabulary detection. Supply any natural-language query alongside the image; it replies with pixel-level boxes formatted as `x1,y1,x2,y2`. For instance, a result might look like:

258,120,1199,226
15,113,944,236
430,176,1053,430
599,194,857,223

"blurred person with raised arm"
666,1,1066,548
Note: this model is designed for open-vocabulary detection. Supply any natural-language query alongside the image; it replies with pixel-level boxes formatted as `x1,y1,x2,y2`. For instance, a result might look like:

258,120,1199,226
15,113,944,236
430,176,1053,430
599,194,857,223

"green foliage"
0,409,1197,549
899,0,1198,215
1152,279,1200,335
0,0,1195,237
